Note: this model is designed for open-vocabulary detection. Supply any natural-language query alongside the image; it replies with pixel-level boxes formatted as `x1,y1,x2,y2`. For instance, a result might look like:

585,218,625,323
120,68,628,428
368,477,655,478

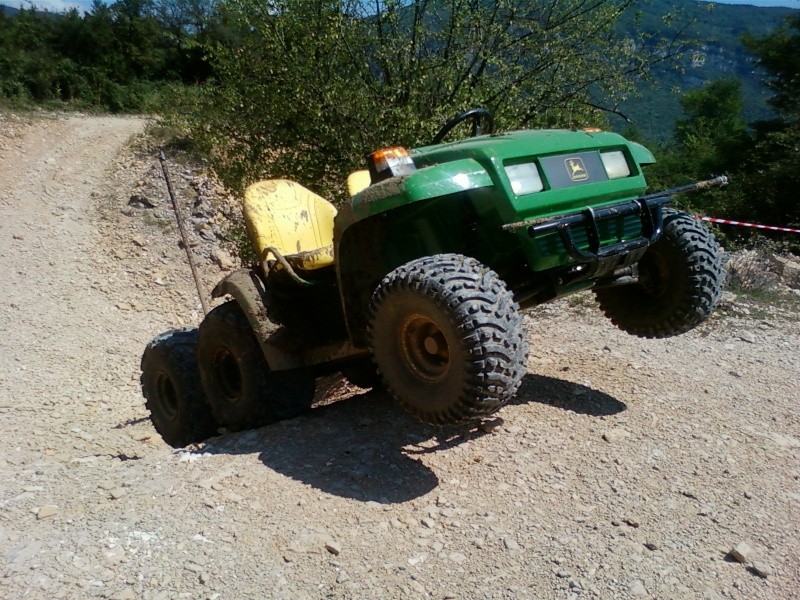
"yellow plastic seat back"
347,170,371,198
243,179,337,271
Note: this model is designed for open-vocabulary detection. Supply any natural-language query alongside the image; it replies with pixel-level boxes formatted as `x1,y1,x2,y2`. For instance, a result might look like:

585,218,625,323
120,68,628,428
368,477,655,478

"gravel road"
1,113,798,600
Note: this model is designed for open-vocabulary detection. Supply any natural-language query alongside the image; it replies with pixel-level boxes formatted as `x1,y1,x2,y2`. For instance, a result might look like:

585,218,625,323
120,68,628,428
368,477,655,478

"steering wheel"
431,108,494,145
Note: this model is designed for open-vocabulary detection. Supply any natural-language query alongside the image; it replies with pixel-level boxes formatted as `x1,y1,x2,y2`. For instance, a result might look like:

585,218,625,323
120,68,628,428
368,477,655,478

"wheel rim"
398,314,451,383
155,371,179,420
638,251,669,297
212,348,243,403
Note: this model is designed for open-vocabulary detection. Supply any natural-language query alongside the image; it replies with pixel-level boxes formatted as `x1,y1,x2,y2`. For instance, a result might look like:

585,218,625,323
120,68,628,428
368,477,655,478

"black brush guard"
528,195,669,262
501,176,728,263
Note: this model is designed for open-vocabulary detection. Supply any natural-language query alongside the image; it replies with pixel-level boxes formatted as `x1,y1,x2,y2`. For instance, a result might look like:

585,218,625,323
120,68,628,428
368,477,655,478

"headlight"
505,162,544,195
600,151,631,179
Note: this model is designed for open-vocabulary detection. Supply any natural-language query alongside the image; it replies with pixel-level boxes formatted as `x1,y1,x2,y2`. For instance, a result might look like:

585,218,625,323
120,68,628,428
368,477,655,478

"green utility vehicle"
141,109,726,447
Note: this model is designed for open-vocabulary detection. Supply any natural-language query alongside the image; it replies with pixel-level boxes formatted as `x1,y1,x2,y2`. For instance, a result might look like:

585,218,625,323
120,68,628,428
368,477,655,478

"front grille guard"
504,195,672,263
501,176,728,264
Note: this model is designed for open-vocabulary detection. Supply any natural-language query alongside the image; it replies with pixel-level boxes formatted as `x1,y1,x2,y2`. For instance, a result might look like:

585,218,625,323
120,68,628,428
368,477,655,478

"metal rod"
639,175,728,202
502,175,728,232
158,151,210,315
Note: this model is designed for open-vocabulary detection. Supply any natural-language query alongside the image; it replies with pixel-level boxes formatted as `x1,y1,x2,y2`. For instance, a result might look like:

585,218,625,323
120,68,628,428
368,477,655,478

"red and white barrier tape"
698,216,800,235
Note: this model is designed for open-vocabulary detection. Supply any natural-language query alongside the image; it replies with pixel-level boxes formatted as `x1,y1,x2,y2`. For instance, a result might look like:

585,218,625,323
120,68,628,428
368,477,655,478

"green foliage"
739,17,800,239
611,0,796,140
730,122,800,244
675,80,745,142
0,0,216,111
642,15,800,251
178,0,670,201
626,79,747,227
743,14,800,118
673,79,750,179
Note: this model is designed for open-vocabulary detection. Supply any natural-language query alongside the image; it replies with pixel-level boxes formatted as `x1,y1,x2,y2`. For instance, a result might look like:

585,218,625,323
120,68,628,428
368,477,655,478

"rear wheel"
370,254,528,425
594,209,725,338
196,301,315,431
140,328,217,447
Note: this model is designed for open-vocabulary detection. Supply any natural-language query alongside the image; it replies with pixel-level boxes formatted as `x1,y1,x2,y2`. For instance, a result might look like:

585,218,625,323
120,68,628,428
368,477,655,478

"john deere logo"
565,158,588,182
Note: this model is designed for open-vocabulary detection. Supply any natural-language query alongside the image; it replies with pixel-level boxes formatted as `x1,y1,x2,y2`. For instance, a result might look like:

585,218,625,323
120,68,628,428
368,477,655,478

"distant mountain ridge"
1,4,20,16
614,0,797,138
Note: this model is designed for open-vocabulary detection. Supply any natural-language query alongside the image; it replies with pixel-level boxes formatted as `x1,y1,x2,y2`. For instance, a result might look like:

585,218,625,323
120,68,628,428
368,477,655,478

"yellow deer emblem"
565,158,588,182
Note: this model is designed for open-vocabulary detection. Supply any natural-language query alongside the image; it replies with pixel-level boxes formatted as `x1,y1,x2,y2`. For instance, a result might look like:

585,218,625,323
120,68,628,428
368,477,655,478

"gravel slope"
0,113,798,600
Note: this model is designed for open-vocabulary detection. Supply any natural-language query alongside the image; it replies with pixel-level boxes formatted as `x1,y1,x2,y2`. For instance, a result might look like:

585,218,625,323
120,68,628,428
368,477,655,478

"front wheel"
196,301,315,431
594,209,725,338
370,254,528,425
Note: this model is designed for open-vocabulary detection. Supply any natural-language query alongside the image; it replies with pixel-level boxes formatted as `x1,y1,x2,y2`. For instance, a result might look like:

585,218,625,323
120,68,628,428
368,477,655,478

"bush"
0,2,213,113
176,0,669,202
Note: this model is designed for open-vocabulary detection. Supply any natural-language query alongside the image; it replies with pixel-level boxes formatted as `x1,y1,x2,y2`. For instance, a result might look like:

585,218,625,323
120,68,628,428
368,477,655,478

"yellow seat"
243,179,337,271
347,170,371,198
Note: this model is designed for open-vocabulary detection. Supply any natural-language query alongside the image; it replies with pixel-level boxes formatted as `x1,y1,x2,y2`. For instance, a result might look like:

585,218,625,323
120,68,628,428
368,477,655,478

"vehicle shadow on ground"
202,388,443,504
196,373,625,504
512,373,627,416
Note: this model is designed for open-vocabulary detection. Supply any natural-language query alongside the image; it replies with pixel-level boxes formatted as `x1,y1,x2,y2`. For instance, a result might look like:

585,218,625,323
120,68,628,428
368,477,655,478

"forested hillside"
0,0,795,127
0,0,213,111
614,0,797,138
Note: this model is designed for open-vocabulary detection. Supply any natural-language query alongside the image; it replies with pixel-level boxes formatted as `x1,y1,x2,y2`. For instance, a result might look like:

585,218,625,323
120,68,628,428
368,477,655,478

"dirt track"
1,113,798,600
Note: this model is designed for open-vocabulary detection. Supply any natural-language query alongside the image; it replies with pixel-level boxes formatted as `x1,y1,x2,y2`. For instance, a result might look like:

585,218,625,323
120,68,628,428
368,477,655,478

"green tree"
0,0,216,110
673,78,750,181
180,0,677,200
736,15,800,230
0,7,58,101
634,79,750,221
154,0,220,82
743,15,800,120
647,17,800,237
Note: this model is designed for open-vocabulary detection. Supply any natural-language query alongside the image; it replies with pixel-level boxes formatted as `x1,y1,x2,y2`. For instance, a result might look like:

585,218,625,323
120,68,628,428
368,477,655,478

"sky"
12,0,800,14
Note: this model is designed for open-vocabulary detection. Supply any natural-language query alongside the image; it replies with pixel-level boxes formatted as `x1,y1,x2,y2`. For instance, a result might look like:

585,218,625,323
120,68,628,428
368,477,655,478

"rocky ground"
0,112,798,600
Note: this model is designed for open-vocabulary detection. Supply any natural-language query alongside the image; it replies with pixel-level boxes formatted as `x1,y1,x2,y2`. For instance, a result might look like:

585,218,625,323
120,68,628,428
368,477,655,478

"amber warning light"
368,146,417,183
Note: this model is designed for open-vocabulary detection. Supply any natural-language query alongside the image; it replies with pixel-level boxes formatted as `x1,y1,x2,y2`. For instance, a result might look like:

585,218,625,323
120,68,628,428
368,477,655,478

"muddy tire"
594,209,725,338
196,301,315,431
370,254,528,425
140,328,217,447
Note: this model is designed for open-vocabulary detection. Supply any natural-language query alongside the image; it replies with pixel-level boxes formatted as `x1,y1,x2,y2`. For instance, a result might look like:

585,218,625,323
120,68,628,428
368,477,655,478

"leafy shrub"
176,0,671,202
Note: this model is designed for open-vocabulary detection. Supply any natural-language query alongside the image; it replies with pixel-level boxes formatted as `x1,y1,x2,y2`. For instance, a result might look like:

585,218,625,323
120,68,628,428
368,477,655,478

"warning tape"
698,216,800,235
